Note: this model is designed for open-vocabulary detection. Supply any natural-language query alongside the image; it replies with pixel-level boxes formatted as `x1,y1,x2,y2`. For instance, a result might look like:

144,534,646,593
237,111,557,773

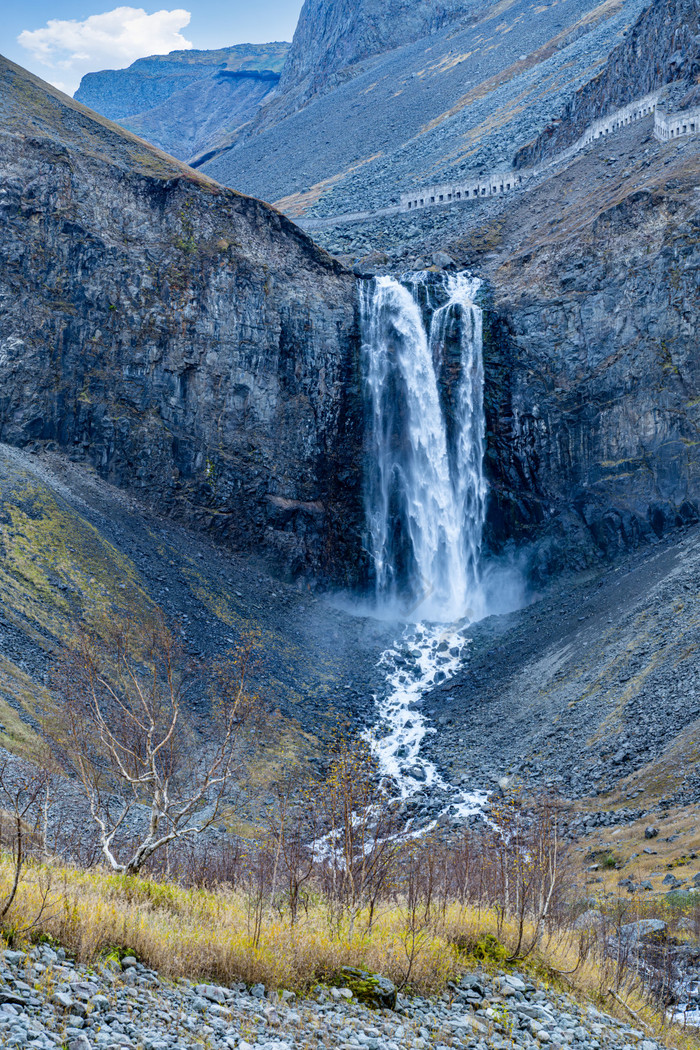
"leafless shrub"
314,731,402,938
0,758,53,918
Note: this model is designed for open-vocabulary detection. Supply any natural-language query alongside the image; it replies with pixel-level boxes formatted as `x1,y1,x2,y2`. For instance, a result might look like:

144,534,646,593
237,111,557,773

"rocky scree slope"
201,0,650,217
420,521,700,820
0,443,388,806
0,943,681,1050
0,56,364,586
270,0,494,119
74,43,290,164
515,0,700,167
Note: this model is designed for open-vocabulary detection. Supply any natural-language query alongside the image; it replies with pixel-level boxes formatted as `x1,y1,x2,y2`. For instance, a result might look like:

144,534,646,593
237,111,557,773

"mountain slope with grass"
0,443,386,789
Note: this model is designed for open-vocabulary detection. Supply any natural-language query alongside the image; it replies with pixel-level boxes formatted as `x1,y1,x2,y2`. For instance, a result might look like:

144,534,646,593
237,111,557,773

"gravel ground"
418,521,700,812
0,944,678,1050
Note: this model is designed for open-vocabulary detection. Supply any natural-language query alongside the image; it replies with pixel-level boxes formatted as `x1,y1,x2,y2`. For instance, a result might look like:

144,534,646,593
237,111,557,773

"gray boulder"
574,908,604,930
619,919,667,942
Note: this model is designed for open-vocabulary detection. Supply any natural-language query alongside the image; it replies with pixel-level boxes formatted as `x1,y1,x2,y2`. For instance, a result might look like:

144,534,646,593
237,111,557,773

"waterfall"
361,272,487,623
358,271,492,818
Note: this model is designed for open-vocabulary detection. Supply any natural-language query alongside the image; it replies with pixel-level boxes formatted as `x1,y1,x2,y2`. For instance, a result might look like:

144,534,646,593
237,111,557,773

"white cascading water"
361,272,489,823
362,272,487,622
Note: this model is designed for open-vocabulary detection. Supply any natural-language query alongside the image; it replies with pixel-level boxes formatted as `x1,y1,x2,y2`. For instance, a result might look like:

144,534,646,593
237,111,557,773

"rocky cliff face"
478,122,700,576
74,44,289,119
290,0,700,578
74,44,289,162
2,7,699,597
124,72,280,164
0,56,363,584
275,0,486,115
514,0,700,167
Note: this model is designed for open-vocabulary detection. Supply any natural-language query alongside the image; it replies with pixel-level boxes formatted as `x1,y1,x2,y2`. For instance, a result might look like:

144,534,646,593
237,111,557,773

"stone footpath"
0,943,675,1050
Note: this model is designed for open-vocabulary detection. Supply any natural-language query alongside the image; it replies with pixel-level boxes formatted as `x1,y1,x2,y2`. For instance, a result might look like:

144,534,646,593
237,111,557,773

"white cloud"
18,7,193,94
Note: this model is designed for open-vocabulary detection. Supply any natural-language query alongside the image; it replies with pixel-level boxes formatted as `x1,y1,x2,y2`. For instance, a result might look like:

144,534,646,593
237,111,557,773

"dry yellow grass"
575,807,700,898
273,154,383,217
1,855,699,1050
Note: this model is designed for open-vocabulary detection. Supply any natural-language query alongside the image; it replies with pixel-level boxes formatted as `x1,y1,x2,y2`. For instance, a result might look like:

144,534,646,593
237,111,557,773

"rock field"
420,520,700,812
0,944,675,1050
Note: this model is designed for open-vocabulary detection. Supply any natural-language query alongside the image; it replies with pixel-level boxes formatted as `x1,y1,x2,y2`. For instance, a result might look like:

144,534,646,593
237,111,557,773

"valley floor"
2,441,700,846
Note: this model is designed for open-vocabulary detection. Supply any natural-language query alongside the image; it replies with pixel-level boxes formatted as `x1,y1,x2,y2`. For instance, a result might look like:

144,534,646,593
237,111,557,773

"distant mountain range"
73,43,290,164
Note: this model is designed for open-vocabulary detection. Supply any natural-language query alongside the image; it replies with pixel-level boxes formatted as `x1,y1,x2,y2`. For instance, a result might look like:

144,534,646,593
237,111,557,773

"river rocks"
0,943,673,1050
52,991,75,1010
618,919,668,943
432,251,457,270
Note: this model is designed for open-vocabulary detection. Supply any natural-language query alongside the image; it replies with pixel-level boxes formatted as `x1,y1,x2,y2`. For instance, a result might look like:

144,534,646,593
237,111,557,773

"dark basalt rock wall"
3,53,699,595
0,125,364,584
481,185,700,576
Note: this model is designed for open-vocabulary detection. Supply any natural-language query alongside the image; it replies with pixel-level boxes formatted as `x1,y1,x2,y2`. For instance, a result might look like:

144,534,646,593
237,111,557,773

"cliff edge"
0,55,362,584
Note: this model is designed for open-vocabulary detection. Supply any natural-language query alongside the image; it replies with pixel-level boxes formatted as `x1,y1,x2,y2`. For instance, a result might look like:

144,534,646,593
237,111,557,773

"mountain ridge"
73,42,291,162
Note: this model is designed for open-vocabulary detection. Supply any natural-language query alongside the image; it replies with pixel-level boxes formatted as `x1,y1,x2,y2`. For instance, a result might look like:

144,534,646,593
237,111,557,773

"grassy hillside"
0,54,217,185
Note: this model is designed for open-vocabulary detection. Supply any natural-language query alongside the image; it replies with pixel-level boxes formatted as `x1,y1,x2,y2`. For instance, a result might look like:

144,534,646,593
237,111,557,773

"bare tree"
49,612,261,875
263,770,320,925
0,757,53,917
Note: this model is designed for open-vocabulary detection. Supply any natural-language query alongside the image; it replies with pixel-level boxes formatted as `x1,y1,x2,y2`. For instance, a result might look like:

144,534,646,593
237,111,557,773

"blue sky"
0,2,304,94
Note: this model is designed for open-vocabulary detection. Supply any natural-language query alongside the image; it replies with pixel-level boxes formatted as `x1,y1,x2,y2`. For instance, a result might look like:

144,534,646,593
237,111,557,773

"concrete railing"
400,92,664,214
401,172,526,212
577,91,660,148
293,95,700,229
654,106,700,142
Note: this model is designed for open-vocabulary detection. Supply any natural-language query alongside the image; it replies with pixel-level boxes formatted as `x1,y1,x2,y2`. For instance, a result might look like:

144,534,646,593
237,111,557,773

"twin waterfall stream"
360,272,490,827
